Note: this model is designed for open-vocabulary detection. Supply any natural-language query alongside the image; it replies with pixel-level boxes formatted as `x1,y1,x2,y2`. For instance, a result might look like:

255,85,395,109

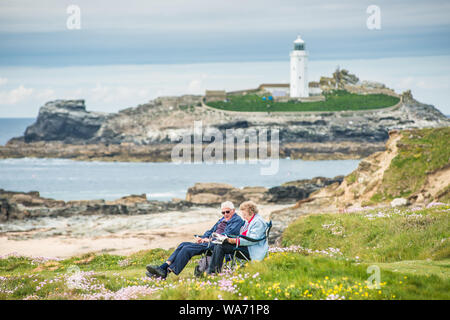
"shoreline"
0,140,384,162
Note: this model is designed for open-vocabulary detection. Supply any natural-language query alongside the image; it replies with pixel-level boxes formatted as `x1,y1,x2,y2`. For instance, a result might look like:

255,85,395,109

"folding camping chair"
226,220,272,270
193,234,236,277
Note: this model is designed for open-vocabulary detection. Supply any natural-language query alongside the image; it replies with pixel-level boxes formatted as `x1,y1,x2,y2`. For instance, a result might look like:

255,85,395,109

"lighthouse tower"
290,35,309,98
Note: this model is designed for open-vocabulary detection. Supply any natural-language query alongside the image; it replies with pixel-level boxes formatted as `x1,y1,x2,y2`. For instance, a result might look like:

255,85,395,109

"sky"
0,0,449,117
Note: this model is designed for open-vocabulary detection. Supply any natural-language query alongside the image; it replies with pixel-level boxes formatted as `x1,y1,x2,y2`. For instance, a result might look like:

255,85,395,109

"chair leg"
229,250,250,271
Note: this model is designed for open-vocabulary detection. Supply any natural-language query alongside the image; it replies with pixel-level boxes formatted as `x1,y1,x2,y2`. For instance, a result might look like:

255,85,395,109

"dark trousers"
167,242,211,275
208,242,250,274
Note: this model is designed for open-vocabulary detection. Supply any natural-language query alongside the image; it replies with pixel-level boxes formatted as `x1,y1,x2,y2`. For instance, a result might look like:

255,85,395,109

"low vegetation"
208,90,400,112
1,205,448,300
282,204,450,262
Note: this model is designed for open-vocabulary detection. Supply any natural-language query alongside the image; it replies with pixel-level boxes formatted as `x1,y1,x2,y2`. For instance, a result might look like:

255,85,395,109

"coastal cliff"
269,126,450,244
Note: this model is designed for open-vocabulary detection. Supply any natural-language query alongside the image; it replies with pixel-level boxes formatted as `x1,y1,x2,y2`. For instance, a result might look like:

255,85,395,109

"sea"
0,118,360,201
0,118,35,145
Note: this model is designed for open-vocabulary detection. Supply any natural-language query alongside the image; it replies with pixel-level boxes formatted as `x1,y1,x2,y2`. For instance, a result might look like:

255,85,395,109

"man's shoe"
146,265,167,279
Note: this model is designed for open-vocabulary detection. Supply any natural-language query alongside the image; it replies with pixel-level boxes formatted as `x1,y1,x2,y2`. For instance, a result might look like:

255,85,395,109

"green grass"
1,250,448,300
371,127,450,203
376,260,450,279
282,205,450,263
208,90,400,112
1,206,448,300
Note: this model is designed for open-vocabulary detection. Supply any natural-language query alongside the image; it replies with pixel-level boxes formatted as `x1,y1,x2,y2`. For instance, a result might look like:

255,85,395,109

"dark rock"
0,189,194,221
23,100,109,143
216,120,250,130
265,176,344,203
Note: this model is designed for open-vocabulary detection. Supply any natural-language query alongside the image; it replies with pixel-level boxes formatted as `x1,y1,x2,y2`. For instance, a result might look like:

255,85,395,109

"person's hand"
227,238,237,244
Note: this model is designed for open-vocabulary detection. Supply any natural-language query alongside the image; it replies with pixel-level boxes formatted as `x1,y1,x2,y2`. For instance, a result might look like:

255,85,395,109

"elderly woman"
207,201,269,275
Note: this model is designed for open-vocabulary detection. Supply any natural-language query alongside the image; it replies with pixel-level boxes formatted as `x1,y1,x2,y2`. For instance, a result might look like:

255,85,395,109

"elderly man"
145,201,244,279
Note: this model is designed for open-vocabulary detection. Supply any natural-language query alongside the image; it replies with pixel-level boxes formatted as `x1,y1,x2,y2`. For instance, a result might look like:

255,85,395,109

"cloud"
397,76,450,91
36,88,55,100
1,0,449,33
0,77,7,86
89,83,151,105
0,85,34,104
186,74,208,94
0,85,53,106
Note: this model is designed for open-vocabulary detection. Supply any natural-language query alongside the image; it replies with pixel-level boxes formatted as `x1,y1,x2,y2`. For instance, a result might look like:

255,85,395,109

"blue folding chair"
226,220,272,270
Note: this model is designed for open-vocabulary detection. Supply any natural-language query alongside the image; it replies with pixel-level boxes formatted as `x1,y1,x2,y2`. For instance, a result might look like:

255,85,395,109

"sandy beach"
0,204,291,258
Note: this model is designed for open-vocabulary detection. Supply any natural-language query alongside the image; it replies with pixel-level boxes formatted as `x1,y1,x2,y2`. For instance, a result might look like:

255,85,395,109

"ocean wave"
146,191,184,199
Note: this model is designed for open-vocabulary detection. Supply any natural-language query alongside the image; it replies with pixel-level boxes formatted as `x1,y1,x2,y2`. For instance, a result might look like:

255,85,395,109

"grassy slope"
1,205,448,300
371,127,450,203
208,90,400,112
282,206,450,262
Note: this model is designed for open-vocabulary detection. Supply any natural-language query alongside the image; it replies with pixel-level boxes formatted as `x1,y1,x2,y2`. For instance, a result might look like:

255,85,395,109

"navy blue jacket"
201,213,244,239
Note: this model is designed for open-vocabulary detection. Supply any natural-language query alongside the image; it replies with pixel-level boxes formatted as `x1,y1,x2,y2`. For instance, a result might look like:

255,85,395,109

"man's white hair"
221,201,235,210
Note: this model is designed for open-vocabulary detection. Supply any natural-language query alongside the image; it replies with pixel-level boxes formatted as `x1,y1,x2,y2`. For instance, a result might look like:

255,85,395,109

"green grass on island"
208,90,400,112
1,205,448,300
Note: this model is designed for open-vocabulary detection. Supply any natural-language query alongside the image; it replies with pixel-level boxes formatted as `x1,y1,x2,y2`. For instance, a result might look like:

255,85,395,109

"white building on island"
290,35,309,98
205,35,318,101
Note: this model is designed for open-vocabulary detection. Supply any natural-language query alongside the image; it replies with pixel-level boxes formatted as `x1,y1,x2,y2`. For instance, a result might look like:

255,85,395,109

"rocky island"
1,70,448,161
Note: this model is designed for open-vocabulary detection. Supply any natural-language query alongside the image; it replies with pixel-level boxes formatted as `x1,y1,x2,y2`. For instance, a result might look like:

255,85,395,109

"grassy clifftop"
371,127,450,203
1,204,448,300
319,126,450,208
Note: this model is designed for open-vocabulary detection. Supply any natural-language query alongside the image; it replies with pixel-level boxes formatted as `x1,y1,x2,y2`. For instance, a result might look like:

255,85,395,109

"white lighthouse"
290,35,309,98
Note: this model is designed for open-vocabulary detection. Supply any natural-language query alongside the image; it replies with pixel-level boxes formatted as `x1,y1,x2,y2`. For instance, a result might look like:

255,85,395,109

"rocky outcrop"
1,79,449,161
185,183,268,206
185,177,345,206
0,189,193,222
265,176,344,203
22,100,109,144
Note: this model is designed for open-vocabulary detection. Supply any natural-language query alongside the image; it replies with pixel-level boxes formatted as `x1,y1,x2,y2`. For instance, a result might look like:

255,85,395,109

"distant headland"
0,69,448,162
